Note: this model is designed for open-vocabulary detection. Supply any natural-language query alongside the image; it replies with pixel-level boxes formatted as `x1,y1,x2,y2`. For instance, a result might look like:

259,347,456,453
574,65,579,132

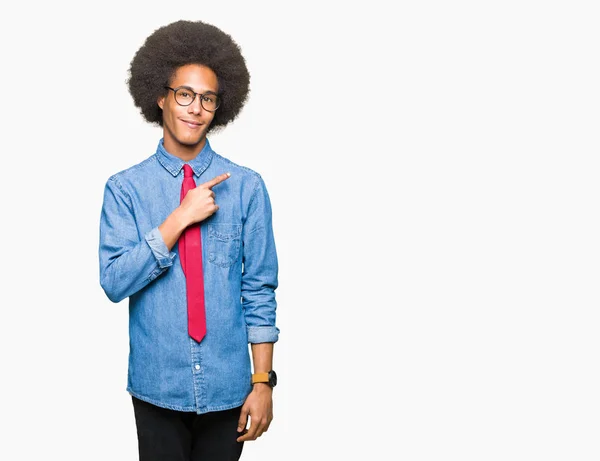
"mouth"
180,119,204,129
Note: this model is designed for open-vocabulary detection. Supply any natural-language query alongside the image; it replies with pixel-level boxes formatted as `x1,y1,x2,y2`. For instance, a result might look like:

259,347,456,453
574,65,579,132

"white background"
0,1,599,460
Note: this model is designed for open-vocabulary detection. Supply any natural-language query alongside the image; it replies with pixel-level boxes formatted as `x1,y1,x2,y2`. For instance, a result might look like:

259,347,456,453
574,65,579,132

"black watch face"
269,370,278,387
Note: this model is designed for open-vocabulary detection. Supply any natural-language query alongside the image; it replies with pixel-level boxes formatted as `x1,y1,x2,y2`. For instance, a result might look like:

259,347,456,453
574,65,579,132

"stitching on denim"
108,175,134,212
243,175,266,237
211,151,262,178
207,224,242,268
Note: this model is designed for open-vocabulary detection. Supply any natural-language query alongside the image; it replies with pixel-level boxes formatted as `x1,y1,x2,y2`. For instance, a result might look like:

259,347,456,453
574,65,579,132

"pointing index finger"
200,172,231,189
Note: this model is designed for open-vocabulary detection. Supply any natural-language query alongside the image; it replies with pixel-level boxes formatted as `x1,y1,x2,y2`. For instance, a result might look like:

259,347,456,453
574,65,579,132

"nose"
188,96,203,115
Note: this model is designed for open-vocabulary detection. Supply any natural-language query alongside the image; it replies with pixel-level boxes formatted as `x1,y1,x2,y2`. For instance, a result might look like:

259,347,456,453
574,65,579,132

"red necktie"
179,164,206,342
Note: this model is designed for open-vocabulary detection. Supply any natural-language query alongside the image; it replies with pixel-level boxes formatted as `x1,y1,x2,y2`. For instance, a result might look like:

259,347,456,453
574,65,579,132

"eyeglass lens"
174,88,220,111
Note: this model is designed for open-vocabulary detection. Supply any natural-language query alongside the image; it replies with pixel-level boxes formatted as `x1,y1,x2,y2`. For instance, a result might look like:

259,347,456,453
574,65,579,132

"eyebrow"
177,85,219,94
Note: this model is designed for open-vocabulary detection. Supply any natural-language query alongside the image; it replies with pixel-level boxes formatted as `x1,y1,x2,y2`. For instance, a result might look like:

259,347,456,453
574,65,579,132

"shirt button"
195,364,200,370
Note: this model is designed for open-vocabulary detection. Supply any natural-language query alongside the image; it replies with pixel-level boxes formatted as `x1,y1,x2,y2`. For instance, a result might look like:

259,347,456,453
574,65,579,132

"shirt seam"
245,175,265,235
108,175,134,211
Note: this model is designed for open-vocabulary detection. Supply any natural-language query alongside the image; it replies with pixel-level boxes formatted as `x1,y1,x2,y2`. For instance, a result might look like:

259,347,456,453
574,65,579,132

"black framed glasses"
164,86,221,112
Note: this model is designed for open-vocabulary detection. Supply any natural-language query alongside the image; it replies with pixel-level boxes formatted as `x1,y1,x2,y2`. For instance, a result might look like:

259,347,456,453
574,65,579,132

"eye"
202,95,214,103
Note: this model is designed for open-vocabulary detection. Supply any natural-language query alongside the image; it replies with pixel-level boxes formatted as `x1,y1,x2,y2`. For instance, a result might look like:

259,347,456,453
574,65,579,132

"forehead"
170,64,219,92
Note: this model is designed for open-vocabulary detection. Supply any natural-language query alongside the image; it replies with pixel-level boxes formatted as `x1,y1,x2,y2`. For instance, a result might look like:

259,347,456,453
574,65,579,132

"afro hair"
127,20,250,132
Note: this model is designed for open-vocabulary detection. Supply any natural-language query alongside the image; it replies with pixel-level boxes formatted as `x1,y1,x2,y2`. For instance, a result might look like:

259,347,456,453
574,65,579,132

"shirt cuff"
247,326,280,344
144,227,176,269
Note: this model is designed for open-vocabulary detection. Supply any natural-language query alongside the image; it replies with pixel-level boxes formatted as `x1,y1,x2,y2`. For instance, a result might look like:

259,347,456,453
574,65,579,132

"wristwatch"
251,370,277,388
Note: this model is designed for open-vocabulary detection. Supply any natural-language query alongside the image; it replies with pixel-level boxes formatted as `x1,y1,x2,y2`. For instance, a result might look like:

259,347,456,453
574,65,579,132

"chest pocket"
207,224,242,268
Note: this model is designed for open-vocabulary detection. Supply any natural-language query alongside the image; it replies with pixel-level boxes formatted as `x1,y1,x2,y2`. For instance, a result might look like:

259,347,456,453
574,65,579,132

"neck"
163,136,207,162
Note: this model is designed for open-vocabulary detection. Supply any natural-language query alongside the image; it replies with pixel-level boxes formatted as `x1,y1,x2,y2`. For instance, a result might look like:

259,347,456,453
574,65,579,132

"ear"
157,95,165,110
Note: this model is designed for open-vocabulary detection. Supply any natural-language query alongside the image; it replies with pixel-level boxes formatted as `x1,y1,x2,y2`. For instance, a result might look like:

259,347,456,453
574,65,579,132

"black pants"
132,396,244,461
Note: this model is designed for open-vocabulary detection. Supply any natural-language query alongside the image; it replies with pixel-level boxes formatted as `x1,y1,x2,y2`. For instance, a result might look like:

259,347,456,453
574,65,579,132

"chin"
178,134,205,146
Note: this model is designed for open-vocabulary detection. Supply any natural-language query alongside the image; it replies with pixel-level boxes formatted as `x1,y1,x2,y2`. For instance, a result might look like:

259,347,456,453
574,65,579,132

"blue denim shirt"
99,138,279,414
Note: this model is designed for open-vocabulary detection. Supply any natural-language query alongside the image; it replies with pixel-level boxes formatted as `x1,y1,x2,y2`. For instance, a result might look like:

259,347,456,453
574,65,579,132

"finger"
255,426,265,439
236,423,254,442
237,407,249,434
257,419,270,436
200,172,231,189
242,419,259,441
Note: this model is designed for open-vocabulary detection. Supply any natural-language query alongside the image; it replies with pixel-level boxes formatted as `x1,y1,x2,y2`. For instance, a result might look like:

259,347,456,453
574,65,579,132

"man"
99,20,279,461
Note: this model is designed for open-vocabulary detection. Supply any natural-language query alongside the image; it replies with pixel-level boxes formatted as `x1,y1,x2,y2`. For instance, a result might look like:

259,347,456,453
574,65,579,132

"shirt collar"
155,138,215,178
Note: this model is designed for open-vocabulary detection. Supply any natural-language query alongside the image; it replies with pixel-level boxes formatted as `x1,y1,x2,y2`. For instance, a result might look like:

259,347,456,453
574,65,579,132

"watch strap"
251,372,270,384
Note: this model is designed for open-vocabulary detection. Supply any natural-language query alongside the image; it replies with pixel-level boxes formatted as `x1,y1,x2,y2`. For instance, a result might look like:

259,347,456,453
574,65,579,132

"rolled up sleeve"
99,177,176,303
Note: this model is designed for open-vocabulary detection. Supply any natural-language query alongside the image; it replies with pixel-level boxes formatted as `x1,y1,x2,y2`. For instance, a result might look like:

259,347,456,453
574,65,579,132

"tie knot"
183,164,194,178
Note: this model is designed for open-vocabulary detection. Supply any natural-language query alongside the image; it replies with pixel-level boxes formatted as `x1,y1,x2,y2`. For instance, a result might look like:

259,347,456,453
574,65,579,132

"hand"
237,384,273,442
179,173,230,225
